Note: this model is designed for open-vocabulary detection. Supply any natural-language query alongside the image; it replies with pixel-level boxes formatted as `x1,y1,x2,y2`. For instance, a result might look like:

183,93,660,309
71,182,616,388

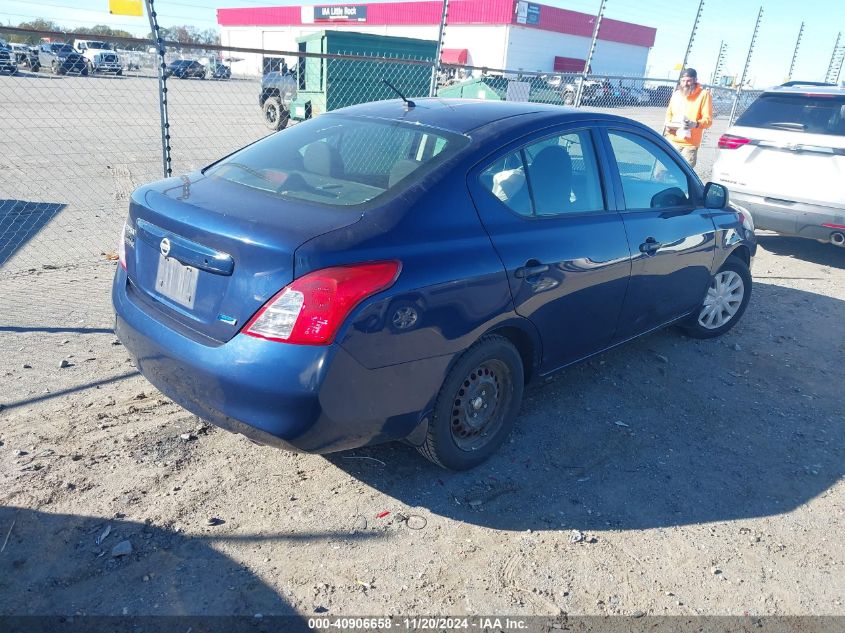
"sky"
2,0,843,87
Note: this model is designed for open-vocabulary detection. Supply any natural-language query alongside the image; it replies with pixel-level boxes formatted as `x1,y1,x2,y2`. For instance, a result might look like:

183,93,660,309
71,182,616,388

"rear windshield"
736,93,845,136
205,114,468,207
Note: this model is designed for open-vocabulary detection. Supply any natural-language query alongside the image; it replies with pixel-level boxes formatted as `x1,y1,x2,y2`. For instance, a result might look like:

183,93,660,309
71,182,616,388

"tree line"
4,18,220,48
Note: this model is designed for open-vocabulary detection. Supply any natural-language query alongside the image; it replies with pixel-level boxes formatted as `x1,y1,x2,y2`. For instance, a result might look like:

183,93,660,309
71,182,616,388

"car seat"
528,145,572,214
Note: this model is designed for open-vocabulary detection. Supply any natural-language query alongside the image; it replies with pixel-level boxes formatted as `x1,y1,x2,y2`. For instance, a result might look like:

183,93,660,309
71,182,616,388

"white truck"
73,40,123,75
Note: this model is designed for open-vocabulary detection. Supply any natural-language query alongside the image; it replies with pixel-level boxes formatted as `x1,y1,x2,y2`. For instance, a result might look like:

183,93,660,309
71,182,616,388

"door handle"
639,237,663,254
514,262,550,278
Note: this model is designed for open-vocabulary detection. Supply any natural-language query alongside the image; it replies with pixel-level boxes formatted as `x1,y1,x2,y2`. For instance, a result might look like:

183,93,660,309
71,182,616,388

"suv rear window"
205,114,468,207
736,93,845,136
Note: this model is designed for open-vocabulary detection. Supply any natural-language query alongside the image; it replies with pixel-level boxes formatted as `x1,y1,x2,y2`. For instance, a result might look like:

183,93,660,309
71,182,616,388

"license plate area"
155,254,199,309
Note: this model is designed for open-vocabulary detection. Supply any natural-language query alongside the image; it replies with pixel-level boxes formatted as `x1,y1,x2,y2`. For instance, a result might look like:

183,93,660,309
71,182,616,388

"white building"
217,0,656,77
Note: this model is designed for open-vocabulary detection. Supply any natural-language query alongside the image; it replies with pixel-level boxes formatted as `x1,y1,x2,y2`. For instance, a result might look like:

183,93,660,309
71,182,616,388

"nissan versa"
113,99,756,470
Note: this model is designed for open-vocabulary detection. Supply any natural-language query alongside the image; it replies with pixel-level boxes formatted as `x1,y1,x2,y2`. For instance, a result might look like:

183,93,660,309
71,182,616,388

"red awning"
441,48,468,65
553,56,587,73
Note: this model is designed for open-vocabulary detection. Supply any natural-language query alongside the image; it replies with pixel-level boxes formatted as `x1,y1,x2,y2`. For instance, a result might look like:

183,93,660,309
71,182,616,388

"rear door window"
480,130,605,217
736,94,845,136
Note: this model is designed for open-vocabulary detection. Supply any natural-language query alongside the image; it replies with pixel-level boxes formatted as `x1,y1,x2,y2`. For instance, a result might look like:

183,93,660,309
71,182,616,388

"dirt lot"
2,235,843,620
1,70,843,623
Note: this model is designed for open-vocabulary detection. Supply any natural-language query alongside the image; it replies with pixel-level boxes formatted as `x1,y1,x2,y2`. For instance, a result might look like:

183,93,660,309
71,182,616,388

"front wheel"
418,335,524,470
262,97,289,131
681,257,752,339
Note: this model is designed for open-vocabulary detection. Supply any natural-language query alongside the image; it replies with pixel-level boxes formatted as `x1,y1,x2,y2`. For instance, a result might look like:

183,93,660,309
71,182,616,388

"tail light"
718,134,751,150
118,221,135,270
242,261,401,345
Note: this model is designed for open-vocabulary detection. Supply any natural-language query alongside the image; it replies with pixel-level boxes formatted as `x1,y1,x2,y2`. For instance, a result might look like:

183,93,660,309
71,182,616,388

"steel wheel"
449,359,512,452
418,335,524,470
697,270,744,330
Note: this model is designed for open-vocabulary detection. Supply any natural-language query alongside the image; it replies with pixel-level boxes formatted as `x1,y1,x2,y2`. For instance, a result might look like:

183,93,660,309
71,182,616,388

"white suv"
712,83,845,247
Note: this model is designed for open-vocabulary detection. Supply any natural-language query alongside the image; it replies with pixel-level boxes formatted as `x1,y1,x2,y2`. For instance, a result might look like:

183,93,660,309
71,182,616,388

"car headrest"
303,142,340,177
388,159,420,188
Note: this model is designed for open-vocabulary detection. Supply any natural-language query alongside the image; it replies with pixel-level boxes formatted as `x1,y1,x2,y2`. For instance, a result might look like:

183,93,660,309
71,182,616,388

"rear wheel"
681,257,752,339
563,91,575,105
263,96,289,131
418,335,524,470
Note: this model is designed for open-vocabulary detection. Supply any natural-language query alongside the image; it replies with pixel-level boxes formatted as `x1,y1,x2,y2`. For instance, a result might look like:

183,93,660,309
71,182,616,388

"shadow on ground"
329,282,844,532
0,200,67,266
757,234,845,269
0,506,328,624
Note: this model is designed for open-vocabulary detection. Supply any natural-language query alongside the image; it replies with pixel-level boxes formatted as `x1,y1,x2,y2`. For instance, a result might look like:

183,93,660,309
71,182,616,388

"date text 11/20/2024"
307,617,529,630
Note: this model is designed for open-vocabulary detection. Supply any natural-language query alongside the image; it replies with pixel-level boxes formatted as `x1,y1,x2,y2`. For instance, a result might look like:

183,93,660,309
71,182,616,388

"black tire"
418,335,524,470
51,60,59,75
116,69,123,76
563,91,575,105
263,96,289,131
681,256,752,339
32,63,40,72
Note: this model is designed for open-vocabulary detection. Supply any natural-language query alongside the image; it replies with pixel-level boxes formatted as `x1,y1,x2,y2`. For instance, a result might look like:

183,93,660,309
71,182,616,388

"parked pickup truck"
259,68,297,130
9,42,39,71
0,39,17,75
39,42,88,75
74,40,123,75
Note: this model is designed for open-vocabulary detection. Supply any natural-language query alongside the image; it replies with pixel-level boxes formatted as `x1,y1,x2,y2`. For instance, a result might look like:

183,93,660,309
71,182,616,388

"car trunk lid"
124,173,362,343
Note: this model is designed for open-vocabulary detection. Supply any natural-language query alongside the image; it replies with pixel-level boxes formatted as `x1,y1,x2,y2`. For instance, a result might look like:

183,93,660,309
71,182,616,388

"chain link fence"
0,27,764,333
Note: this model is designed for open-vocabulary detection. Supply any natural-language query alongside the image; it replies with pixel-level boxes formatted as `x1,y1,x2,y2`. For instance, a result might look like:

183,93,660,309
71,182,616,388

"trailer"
289,30,437,121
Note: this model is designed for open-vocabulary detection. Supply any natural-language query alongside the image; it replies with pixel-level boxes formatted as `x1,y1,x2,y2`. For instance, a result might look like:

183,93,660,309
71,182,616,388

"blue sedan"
113,99,756,470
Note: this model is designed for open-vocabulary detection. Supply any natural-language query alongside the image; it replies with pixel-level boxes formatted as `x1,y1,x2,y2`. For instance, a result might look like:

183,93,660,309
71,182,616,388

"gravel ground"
1,70,843,621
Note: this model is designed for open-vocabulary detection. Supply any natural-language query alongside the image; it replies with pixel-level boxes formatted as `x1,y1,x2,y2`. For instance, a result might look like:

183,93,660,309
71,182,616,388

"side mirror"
703,182,729,209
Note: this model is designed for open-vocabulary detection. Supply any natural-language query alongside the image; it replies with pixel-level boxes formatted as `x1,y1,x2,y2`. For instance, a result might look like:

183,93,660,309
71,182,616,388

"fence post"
824,31,844,84
575,0,606,108
679,0,705,78
145,0,172,178
430,0,449,97
710,41,727,85
786,22,804,83
729,6,764,126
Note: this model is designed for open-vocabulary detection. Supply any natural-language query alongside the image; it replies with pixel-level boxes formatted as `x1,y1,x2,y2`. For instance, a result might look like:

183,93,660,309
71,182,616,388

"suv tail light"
242,261,401,345
718,134,751,150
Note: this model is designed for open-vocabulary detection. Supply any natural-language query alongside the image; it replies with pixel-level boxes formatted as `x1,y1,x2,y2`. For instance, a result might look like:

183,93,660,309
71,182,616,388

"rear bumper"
93,62,122,72
731,191,845,242
112,268,451,454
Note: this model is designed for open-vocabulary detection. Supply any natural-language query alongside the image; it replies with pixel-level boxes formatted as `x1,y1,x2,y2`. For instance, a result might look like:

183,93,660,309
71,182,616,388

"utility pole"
575,0,606,107
824,31,844,84
429,0,449,97
710,40,727,85
145,0,172,178
786,22,804,82
729,6,763,125
680,0,705,78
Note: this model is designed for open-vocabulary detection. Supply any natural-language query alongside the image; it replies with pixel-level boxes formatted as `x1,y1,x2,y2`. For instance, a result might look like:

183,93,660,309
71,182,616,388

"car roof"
764,84,845,96
334,98,636,135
